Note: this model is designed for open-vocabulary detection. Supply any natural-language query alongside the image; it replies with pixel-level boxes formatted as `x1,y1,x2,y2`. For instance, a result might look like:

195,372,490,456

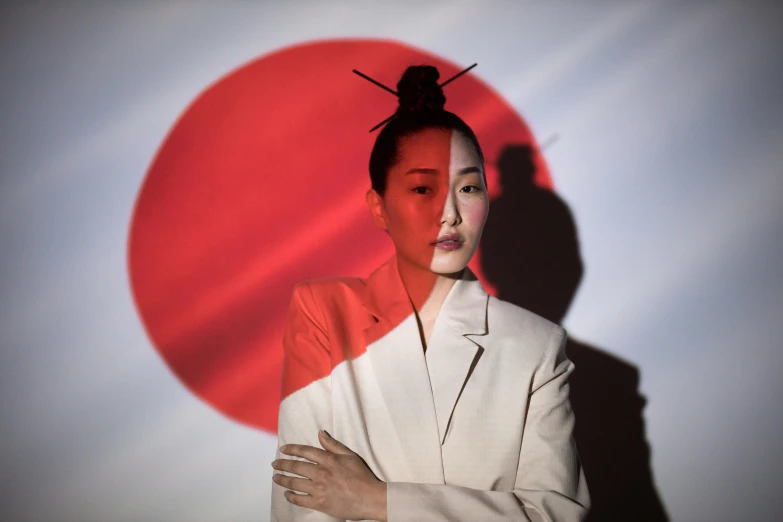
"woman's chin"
429,251,471,276
394,248,473,277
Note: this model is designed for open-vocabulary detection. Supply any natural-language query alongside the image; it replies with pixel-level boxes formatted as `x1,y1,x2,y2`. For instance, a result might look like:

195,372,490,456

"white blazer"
271,254,589,521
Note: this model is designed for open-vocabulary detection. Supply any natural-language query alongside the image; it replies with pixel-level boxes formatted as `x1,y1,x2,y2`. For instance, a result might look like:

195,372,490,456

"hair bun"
396,65,446,114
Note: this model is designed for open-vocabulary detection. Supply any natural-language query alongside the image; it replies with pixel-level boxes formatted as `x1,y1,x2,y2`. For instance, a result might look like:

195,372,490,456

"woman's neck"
395,253,462,322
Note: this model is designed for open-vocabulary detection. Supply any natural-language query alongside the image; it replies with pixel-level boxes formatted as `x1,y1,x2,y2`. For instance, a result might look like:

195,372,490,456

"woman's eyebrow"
405,166,482,175
405,168,439,175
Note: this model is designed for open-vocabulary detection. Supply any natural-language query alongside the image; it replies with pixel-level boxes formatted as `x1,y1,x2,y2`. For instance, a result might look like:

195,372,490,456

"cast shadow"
479,145,669,521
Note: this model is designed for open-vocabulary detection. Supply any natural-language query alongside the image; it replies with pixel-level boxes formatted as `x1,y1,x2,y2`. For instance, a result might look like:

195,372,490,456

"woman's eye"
461,185,481,193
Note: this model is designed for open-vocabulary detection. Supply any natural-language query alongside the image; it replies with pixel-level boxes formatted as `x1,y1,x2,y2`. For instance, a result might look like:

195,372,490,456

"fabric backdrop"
2,2,782,521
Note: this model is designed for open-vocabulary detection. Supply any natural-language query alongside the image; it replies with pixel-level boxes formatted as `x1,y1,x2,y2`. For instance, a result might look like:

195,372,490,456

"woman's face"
368,127,489,275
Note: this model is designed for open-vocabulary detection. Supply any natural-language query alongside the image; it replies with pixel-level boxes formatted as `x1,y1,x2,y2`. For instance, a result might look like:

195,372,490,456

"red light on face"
382,128,452,272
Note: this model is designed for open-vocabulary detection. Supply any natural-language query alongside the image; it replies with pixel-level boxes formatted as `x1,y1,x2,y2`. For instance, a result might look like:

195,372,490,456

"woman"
270,65,589,521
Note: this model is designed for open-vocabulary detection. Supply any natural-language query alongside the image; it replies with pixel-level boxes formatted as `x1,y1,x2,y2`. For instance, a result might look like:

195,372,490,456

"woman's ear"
366,188,388,230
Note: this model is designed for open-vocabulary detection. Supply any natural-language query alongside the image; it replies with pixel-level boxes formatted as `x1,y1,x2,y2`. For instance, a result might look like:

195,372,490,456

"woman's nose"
440,191,461,225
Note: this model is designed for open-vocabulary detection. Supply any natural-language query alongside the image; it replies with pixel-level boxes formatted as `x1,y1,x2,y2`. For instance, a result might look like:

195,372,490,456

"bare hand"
272,430,387,521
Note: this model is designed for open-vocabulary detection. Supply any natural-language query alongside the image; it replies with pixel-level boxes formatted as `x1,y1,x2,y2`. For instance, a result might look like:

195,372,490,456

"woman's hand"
272,430,387,521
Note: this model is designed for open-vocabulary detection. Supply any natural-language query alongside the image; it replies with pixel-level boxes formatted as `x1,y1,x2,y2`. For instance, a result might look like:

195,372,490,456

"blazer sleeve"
271,283,345,522
385,326,590,522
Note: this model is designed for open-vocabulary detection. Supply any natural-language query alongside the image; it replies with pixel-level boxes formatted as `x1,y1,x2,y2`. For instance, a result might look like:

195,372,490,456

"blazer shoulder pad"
292,276,366,308
487,296,565,358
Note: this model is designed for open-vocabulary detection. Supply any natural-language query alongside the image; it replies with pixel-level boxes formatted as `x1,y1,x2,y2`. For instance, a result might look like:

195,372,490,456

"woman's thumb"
319,430,352,455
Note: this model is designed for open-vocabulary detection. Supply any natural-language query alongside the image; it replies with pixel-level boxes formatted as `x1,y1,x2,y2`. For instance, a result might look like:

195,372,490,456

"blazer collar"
361,253,489,337
360,254,490,480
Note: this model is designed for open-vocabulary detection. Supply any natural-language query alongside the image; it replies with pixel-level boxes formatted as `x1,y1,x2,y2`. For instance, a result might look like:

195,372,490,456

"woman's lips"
433,233,464,250
435,240,463,250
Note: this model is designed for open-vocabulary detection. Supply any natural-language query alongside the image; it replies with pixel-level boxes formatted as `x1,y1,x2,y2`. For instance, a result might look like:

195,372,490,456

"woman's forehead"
394,128,479,172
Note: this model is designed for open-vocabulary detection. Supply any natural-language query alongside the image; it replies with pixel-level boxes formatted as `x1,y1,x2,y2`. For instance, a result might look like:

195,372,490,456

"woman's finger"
273,473,314,495
272,458,319,479
283,490,314,509
279,444,330,464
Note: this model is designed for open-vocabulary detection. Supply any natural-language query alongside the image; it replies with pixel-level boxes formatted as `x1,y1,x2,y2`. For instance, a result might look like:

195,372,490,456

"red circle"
127,39,550,432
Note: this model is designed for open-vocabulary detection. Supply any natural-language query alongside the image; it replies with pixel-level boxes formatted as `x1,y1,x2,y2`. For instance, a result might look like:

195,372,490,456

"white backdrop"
2,1,782,521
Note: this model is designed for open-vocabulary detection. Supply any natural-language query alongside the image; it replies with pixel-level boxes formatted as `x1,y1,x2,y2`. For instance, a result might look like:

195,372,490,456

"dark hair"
368,65,485,196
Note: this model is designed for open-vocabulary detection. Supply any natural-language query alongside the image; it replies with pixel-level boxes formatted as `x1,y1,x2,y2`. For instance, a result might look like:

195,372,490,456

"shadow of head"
496,144,537,191
480,144,583,324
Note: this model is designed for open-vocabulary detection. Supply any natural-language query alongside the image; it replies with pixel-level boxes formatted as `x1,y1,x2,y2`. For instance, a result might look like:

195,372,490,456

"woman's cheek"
388,197,443,261
460,195,489,229
407,205,440,244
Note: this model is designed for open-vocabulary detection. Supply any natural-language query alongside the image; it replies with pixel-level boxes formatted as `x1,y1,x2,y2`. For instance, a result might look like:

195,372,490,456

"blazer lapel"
425,269,489,444
358,255,489,482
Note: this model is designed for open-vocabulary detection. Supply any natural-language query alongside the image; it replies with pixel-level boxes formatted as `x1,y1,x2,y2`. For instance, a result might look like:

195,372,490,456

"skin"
273,127,489,521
